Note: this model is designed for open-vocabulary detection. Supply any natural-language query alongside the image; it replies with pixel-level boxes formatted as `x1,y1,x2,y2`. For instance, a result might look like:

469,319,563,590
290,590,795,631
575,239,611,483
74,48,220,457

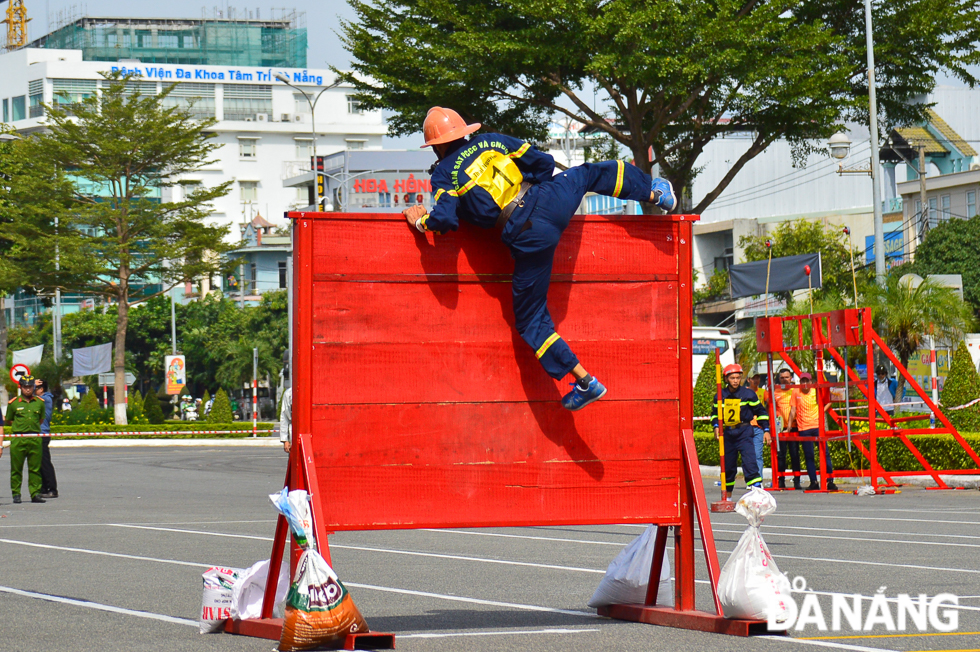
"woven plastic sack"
200,566,240,633
278,549,369,651
717,487,792,622
588,525,673,608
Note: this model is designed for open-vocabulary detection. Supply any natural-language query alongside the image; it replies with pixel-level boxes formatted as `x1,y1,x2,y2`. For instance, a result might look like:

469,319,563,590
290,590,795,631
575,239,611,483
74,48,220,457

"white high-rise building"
0,25,385,241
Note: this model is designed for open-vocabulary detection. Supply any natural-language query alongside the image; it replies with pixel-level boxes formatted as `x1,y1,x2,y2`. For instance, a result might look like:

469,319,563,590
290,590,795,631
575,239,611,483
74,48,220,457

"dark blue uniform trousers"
507,161,653,379
724,425,763,492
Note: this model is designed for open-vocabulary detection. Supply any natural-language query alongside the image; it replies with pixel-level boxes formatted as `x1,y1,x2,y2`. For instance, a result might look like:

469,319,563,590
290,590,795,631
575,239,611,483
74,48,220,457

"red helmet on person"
421,107,481,147
722,364,743,377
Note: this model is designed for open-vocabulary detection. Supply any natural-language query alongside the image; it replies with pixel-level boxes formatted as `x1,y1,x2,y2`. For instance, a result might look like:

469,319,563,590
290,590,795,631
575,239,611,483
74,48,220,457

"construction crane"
1,0,30,51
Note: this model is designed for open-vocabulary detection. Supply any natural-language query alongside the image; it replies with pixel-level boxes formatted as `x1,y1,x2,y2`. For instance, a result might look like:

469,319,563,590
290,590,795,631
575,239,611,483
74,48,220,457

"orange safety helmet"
722,364,743,377
422,107,481,148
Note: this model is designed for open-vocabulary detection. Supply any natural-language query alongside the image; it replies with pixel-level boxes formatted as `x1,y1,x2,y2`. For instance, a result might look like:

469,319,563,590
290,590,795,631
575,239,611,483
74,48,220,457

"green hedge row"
693,432,980,473
48,422,275,439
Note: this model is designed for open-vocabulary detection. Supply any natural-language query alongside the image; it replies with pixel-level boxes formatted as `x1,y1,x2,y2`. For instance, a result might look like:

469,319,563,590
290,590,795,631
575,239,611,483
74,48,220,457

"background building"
0,12,386,242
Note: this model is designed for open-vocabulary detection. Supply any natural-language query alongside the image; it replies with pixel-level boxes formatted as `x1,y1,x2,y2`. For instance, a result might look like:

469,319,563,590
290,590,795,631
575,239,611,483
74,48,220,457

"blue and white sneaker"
562,377,608,411
651,177,677,212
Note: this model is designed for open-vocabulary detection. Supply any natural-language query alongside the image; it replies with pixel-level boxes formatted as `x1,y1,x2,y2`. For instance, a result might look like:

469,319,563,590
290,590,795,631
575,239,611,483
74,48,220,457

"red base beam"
598,604,774,637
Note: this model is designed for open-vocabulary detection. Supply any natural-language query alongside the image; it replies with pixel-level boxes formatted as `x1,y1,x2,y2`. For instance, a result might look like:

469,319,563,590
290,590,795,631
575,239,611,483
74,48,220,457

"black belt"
495,182,533,229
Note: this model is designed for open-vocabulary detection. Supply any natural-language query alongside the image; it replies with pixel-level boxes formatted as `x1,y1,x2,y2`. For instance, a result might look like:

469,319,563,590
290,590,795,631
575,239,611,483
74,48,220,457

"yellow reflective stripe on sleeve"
434,188,446,202
613,160,625,197
535,333,562,359
508,142,531,159
447,189,459,197
454,177,480,197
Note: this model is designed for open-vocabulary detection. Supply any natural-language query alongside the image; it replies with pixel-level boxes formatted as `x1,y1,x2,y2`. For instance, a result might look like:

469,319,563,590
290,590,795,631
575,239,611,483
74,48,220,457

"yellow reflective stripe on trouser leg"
613,160,625,197
535,333,562,359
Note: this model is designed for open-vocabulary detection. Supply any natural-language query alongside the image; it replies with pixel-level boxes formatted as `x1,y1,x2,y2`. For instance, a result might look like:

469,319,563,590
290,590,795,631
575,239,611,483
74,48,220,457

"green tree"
340,0,980,212
910,215,980,314
215,337,280,400
209,388,234,424
693,355,719,431
866,276,976,401
0,72,233,425
78,389,100,415
740,220,864,307
127,389,146,424
694,268,730,307
940,341,980,432
143,389,166,425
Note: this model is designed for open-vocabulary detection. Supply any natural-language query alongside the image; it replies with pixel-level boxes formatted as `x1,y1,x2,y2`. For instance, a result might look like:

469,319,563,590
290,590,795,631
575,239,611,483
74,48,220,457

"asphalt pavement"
1,445,978,652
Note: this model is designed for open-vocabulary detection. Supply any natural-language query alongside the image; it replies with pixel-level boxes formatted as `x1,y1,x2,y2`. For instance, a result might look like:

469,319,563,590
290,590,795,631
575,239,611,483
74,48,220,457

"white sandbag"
200,566,241,633
588,525,673,608
717,487,792,622
230,554,290,621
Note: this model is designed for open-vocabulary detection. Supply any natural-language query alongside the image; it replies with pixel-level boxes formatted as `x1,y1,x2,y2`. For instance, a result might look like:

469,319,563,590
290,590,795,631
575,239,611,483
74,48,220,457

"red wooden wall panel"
310,341,679,404
290,212,696,531
312,217,679,278
312,462,683,530
312,281,679,343
310,401,680,465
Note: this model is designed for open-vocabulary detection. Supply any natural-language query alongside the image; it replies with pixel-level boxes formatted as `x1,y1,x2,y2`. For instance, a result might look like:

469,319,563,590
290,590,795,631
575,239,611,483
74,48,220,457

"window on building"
3,98,9,123
238,138,258,159
136,30,152,48
28,79,43,118
294,138,313,159
941,194,951,221
11,95,26,121
104,32,117,48
250,263,257,294
345,139,366,150
968,191,977,218
296,187,310,204
121,81,158,98
278,261,287,289
347,95,363,114
162,82,214,120
929,197,938,228
157,32,179,49
240,181,258,202
52,79,97,116
223,84,272,121
293,93,311,115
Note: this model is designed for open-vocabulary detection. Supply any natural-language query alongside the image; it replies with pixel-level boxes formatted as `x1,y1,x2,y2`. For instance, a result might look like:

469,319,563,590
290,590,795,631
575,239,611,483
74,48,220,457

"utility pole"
53,216,62,363
252,347,258,437
864,0,885,283
170,285,177,355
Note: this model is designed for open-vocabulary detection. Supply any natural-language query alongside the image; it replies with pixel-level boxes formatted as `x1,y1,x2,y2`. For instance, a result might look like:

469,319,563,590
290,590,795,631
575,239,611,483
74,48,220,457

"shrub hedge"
48,422,275,439
694,431,980,472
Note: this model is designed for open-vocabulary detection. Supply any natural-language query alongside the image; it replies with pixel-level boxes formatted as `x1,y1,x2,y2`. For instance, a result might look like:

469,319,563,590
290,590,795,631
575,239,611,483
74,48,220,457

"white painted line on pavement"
111,524,607,574
400,628,601,639
0,585,197,627
0,519,274,529
710,527,980,550
713,513,980,527
720,522,980,541
0,538,208,568
345,582,598,618
762,635,899,652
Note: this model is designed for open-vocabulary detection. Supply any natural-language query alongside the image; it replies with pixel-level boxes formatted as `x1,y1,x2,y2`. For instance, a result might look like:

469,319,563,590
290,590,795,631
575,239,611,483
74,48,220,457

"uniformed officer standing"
404,107,677,411
1,375,47,503
711,364,769,498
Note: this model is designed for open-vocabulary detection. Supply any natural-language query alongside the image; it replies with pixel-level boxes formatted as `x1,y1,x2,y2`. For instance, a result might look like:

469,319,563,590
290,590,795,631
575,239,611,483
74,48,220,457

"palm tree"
865,275,976,401
215,337,280,405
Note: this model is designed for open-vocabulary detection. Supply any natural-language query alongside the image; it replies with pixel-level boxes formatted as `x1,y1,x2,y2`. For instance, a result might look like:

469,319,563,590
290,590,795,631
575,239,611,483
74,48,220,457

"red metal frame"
226,212,766,643
759,308,980,492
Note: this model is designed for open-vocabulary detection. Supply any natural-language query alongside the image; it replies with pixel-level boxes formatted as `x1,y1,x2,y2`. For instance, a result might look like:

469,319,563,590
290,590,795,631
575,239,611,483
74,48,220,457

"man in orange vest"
405,107,676,411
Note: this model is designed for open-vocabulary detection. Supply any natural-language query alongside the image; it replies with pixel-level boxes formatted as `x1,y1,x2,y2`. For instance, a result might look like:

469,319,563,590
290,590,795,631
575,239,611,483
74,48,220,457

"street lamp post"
828,0,885,284
274,72,343,209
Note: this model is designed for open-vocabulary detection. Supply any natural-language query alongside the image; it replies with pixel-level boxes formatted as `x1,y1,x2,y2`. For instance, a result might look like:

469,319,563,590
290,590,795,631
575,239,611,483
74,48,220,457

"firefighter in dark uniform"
711,364,768,497
404,107,677,411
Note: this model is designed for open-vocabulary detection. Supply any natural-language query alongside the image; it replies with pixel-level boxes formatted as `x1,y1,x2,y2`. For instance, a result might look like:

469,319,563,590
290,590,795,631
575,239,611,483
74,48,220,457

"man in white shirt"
279,386,292,453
